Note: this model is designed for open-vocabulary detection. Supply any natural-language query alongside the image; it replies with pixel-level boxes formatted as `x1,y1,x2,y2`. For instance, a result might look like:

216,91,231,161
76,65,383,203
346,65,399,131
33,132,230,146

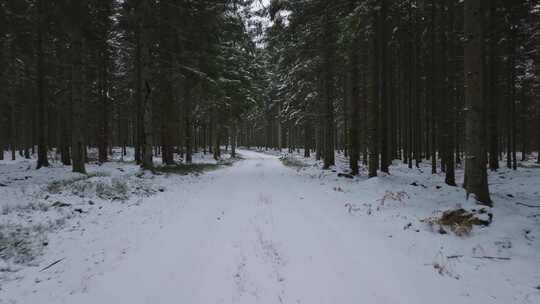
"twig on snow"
40,258,65,272
516,202,540,208
472,256,511,261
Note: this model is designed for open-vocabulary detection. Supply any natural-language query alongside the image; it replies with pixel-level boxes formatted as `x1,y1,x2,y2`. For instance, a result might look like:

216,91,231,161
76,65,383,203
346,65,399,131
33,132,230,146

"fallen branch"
40,258,65,272
447,255,464,259
472,256,511,261
516,202,540,208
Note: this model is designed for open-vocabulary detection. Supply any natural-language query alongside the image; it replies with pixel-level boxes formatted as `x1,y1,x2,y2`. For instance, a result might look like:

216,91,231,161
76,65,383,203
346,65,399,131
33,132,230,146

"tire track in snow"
253,191,288,304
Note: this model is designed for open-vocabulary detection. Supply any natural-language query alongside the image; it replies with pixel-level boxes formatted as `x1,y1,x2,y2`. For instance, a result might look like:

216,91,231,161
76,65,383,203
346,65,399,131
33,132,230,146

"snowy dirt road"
3,150,539,304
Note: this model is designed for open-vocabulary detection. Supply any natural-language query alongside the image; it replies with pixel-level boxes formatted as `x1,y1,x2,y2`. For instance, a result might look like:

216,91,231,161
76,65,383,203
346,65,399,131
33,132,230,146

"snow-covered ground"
1,148,539,303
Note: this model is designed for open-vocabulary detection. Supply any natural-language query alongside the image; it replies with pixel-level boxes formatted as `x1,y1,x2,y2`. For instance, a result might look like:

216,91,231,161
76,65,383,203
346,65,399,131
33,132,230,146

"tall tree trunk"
445,0,456,186
184,78,193,164
520,90,527,161
134,26,143,165
140,2,153,170
322,6,335,169
429,0,437,174
98,52,108,163
231,123,237,158
142,80,153,170
538,112,540,163
60,91,71,165
212,104,220,160
349,34,360,175
361,48,368,166
304,122,311,158
509,31,517,170
410,3,420,168
70,0,86,174
464,0,491,206
487,0,499,171
10,100,16,161
36,0,49,169
379,0,389,174
0,121,3,160
159,0,175,165
368,4,380,178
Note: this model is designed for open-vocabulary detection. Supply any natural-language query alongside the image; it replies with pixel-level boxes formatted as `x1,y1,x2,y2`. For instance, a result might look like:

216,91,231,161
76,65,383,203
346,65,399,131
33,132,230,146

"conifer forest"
1,1,540,303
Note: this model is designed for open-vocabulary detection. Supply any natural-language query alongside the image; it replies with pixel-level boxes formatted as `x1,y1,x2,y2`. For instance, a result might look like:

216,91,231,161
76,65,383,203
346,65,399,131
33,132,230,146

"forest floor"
1,149,539,304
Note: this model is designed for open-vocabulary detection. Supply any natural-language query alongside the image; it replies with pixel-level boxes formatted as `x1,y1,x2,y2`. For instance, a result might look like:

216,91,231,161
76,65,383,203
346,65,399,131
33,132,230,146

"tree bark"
98,51,108,163
487,0,499,171
10,100,16,161
70,0,87,174
368,4,380,178
349,34,360,175
36,0,49,169
444,0,456,186
322,6,335,169
159,0,175,165
231,123,237,158
464,0,491,206
304,122,311,158
140,1,153,170
429,0,437,174
184,78,193,164
379,0,389,174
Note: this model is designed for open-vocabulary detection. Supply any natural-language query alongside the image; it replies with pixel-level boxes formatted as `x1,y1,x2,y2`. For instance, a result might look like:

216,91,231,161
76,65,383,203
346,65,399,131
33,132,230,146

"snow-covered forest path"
3,150,539,304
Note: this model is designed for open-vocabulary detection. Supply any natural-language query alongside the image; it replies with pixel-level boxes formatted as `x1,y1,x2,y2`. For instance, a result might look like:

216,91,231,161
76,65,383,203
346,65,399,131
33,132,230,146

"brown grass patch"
423,208,491,236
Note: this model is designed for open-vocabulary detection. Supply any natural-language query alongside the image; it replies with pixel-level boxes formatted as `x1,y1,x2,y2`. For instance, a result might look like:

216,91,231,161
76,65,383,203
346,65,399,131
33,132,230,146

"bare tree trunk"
510,33,517,171
464,0,491,206
10,100,16,161
36,0,49,169
322,6,335,169
159,0,175,165
443,0,456,186
208,119,213,154
142,80,153,170
184,78,193,164
98,54,108,163
379,0,389,174
538,115,540,163
140,2,153,170
315,125,322,161
349,34,360,175
231,123,237,158
361,48,368,166
0,121,3,160
304,123,311,158
368,4,380,178
429,0,437,174
70,0,87,174
60,91,71,165
212,104,220,160
487,0,499,171
134,26,143,165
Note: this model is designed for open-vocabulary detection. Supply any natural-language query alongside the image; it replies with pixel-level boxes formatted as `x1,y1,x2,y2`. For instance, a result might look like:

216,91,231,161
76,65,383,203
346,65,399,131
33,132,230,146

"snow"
1,149,540,303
